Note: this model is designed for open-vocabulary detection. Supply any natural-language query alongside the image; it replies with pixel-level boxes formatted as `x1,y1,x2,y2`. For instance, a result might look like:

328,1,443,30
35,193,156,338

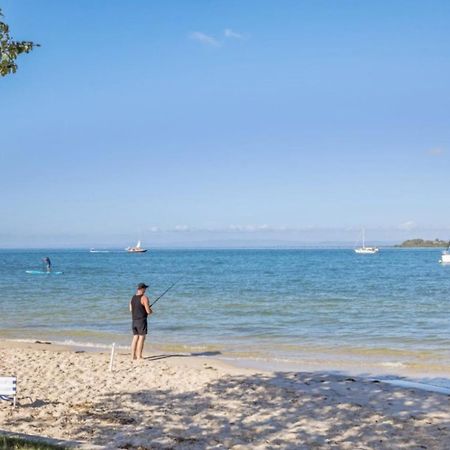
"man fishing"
129,282,152,360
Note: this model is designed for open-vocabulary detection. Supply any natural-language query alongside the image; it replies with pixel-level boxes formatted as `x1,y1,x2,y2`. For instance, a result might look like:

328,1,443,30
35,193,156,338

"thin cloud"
146,224,437,234
398,221,417,231
228,224,270,232
173,225,191,232
224,28,243,39
189,31,220,47
426,147,445,156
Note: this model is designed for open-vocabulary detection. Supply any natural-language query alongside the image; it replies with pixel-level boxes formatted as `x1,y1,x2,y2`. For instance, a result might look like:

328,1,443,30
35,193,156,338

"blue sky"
1,0,449,247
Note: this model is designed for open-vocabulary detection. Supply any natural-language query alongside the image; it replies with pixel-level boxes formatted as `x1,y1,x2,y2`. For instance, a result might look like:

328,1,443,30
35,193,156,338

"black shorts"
132,318,148,336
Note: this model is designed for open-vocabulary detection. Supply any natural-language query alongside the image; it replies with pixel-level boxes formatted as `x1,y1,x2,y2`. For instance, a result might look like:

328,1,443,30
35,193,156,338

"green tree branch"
0,8,38,77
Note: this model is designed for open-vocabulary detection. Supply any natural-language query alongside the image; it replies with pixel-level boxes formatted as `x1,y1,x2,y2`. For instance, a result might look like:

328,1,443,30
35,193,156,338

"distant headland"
396,238,449,248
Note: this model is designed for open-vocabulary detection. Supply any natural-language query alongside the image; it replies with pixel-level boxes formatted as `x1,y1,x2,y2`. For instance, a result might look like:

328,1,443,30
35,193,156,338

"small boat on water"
90,249,110,253
126,240,148,253
439,243,450,263
354,229,379,254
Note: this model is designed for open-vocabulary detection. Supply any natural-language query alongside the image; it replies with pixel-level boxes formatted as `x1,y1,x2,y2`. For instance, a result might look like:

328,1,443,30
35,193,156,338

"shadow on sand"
9,369,448,449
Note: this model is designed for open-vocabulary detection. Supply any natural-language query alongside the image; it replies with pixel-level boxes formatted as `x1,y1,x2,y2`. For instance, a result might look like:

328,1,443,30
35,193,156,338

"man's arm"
141,296,152,315
129,299,132,312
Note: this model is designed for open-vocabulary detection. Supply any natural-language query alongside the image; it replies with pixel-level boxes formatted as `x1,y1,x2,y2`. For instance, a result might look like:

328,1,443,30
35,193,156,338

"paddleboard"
26,270,63,275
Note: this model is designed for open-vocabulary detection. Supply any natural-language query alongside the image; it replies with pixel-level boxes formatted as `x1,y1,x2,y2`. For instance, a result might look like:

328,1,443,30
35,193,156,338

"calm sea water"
1,248,449,379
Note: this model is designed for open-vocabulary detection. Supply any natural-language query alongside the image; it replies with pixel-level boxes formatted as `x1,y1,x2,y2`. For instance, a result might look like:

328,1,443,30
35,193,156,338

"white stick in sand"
109,343,116,372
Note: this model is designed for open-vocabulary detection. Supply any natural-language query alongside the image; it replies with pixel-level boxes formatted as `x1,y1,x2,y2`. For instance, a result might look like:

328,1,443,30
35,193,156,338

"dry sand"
0,340,449,449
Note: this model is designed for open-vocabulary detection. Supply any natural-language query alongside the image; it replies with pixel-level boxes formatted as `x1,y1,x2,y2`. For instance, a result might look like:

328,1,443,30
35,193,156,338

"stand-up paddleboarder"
130,282,152,360
42,257,52,272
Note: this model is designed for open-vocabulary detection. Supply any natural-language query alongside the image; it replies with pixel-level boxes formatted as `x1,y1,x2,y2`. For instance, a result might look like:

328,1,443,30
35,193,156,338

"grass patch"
0,435,67,450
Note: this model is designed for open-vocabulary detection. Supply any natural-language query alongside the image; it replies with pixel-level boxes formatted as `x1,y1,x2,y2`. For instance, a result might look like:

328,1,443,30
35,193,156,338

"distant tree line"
396,239,450,248
0,7,38,77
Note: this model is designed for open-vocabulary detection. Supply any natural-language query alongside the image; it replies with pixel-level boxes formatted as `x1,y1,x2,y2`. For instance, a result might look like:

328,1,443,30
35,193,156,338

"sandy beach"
0,340,449,449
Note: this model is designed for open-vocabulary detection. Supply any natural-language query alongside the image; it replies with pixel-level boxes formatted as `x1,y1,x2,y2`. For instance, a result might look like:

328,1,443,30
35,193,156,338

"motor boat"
439,248,450,264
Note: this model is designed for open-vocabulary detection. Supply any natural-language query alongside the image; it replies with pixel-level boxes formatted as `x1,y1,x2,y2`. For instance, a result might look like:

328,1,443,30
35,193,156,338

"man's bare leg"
137,335,146,359
131,335,139,360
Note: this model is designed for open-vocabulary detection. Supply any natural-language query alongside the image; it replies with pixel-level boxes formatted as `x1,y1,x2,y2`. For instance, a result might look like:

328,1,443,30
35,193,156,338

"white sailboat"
354,229,379,254
126,240,148,253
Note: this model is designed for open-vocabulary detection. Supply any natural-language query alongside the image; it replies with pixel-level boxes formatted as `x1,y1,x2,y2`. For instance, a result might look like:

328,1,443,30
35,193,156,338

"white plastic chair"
0,376,17,407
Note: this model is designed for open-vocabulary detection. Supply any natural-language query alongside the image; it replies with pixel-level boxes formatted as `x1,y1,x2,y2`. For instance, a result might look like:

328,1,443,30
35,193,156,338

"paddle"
150,279,181,307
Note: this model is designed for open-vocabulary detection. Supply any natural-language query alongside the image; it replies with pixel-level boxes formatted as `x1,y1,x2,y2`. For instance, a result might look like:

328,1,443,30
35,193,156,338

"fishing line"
150,278,182,307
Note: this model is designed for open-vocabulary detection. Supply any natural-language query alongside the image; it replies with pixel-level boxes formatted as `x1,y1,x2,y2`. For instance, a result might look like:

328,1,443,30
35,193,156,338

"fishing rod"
150,279,181,307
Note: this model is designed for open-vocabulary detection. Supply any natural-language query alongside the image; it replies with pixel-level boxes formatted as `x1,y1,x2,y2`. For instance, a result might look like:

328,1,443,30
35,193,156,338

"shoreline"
1,337,449,393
